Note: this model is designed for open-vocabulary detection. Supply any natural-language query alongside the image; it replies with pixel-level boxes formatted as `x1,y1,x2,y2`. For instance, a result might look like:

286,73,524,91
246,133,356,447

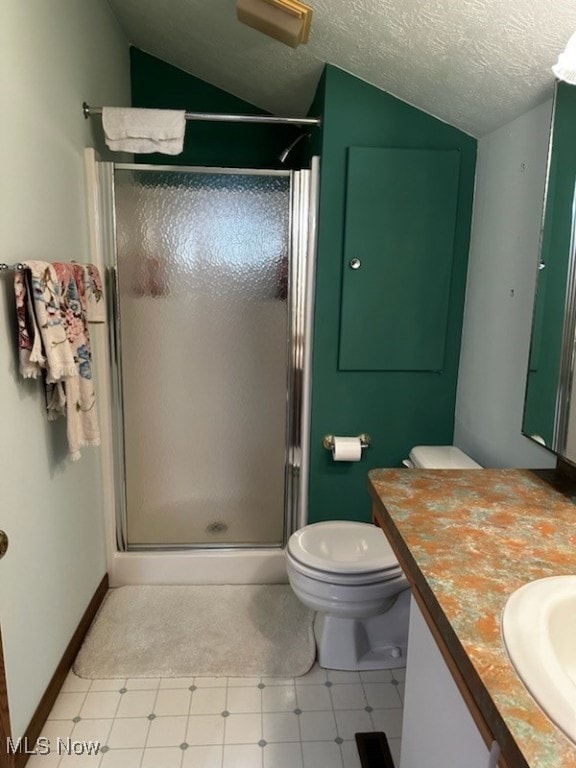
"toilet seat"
286,551,405,586
286,521,401,585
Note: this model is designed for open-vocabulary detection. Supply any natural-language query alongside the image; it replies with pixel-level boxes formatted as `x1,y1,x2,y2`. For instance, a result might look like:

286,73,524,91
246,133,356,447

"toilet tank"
407,445,482,469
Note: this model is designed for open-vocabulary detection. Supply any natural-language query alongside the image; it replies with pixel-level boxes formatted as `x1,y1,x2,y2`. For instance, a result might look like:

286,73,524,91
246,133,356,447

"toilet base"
314,588,410,671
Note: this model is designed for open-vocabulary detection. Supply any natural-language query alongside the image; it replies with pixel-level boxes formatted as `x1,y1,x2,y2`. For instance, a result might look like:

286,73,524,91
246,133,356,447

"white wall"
0,0,129,738
454,100,557,469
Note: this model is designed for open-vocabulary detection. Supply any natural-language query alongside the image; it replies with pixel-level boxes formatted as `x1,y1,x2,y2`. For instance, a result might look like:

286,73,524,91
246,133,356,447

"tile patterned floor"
27,665,405,768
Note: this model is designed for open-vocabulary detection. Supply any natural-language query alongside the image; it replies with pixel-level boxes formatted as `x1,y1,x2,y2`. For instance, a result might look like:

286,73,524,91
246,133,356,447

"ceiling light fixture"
237,0,313,48
553,31,576,84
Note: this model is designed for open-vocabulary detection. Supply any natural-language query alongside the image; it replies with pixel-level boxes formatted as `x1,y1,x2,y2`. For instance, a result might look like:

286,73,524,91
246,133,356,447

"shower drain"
206,521,228,535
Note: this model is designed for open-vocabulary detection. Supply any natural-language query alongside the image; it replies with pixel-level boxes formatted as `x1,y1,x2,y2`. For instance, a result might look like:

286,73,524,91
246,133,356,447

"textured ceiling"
107,0,576,137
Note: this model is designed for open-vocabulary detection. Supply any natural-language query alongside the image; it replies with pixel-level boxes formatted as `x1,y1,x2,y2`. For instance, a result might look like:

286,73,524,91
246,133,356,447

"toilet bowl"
286,521,410,670
287,445,482,671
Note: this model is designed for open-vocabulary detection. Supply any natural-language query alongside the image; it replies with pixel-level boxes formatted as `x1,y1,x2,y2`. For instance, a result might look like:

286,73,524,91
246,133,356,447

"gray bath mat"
74,584,315,678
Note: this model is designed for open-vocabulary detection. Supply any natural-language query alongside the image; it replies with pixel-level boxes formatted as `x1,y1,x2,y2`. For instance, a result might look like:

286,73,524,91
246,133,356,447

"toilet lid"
287,521,399,575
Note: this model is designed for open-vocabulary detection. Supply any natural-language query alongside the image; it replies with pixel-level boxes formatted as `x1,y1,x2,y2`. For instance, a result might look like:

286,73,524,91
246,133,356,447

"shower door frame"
100,162,317,553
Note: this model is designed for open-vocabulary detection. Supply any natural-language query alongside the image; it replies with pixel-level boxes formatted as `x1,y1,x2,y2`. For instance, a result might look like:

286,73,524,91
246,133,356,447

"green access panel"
339,147,461,372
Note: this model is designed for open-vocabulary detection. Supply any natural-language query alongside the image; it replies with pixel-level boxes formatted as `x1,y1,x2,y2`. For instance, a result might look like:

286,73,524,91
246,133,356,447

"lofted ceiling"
107,0,576,137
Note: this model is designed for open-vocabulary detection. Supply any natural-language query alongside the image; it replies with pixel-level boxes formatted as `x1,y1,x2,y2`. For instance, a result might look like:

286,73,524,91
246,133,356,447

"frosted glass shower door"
113,168,291,547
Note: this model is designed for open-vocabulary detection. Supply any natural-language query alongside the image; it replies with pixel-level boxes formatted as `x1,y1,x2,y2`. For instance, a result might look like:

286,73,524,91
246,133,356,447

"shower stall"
90,156,318,584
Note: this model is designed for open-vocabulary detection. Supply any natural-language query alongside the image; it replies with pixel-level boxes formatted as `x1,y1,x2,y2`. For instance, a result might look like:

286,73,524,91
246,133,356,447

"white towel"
102,107,186,155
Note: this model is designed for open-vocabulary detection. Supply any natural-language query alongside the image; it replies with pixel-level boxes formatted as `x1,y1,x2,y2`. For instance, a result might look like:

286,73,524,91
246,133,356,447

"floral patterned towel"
14,261,102,461
14,268,43,379
83,263,106,323
15,261,77,381
49,263,101,461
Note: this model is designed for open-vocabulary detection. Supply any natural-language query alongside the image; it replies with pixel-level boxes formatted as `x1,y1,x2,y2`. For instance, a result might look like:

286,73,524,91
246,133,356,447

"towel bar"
0,263,25,271
82,102,322,127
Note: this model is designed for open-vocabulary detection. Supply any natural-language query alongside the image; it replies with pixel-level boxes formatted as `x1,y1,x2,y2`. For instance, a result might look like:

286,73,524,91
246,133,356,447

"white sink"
502,575,576,745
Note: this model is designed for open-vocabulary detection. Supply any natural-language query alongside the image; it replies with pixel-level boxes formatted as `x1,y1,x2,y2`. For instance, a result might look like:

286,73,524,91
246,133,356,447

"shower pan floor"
127,499,284,547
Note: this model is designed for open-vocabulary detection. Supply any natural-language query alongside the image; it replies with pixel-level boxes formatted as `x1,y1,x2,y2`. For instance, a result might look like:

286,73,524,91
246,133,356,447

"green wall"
308,66,477,523
130,48,306,169
129,52,477,525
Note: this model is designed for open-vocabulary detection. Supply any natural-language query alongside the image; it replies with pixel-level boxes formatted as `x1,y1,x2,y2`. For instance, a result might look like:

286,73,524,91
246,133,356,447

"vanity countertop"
368,467,576,768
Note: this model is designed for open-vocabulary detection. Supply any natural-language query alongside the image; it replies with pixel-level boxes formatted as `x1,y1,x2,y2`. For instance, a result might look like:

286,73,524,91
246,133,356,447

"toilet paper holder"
322,434,371,451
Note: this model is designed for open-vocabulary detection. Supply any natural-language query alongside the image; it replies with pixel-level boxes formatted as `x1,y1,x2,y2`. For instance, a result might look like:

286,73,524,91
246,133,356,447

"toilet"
286,445,482,671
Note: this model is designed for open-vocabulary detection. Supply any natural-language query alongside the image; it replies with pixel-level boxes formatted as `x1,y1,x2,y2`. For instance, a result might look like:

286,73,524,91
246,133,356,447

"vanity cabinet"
370,468,576,767
401,596,495,768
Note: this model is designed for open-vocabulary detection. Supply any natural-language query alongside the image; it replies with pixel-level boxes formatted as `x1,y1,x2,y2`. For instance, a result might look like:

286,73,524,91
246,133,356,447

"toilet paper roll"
332,436,362,462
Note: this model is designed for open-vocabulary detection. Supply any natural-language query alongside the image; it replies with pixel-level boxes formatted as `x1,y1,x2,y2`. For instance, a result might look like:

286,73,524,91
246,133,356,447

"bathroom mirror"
523,82,576,464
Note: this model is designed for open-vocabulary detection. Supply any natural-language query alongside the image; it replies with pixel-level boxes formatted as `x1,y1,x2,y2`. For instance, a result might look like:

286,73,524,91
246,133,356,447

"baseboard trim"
15,573,109,768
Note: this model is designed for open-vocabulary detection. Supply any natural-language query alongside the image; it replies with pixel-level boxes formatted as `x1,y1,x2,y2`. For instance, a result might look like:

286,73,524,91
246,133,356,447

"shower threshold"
108,546,288,587
126,542,284,551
